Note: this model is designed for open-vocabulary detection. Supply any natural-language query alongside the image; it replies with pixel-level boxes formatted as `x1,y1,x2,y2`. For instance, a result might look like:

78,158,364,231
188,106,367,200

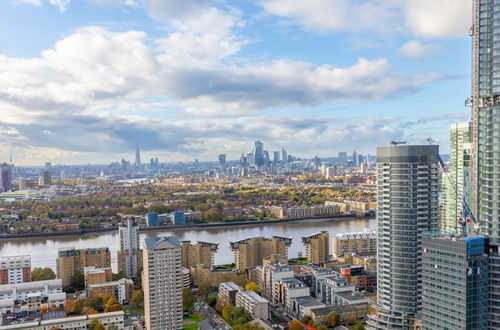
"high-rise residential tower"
0,255,31,284
440,122,472,232
281,148,288,164
118,217,142,278
470,2,500,327
143,236,183,330
180,241,218,268
367,144,439,329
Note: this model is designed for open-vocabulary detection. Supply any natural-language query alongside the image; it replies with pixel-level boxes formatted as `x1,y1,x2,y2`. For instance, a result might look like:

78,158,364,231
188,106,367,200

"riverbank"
0,214,374,240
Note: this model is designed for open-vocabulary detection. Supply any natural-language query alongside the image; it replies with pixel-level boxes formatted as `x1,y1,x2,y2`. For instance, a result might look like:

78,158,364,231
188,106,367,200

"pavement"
195,301,231,330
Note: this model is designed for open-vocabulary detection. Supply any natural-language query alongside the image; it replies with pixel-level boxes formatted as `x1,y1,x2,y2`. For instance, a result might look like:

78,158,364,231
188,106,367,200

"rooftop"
335,230,376,240
144,236,180,250
220,282,240,292
290,296,325,307
0,279,62,294
88,278,133,288
238,290,268,304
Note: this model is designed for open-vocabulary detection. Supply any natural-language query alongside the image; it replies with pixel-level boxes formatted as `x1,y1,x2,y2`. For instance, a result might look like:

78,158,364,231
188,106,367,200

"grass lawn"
183,324,198,330
188,314,204,322
123,306,144,314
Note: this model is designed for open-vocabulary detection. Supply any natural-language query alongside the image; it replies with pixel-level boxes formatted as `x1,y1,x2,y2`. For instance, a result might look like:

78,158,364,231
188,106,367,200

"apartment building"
231,236,292,270
256,263,294,303
0,279,65,314
218,282,240,307
56,247,111,286
143,236,183,330
332,231,376,257
0,255,31,284
302,231,329,265
180,240,219,268
235,290,269,320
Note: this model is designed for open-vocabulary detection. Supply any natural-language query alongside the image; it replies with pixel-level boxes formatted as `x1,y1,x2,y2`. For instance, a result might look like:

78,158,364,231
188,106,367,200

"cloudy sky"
0,0,471,165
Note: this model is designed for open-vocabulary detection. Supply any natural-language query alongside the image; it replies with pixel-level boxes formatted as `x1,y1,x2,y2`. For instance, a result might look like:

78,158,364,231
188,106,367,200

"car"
225,326,231,329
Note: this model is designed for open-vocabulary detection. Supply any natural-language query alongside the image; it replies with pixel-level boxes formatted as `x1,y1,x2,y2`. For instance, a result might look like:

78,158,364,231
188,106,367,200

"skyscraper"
218,154,226,168
143,236,183,330
254,140,264,166
273,151,280,163
367,144,439,329
440,122,472,232
0,163,12,193
421,234,488,329
134,143,141,170
118,217,142,278
281,148,288,164
471,2,500,326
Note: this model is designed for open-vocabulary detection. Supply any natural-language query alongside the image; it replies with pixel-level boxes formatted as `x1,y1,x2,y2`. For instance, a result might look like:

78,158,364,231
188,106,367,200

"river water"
0,217,376,272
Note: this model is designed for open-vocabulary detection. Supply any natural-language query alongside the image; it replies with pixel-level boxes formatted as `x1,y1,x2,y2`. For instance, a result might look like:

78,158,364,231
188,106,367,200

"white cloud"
404,0,471,38
0,24,442,163
141,0,210,22
260,0,471,39
11,0,70,12
260,0,398,34
398,40,444,58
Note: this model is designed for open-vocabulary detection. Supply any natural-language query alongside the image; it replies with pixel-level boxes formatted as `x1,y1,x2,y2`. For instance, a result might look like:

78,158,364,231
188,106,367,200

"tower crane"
426,138,478,236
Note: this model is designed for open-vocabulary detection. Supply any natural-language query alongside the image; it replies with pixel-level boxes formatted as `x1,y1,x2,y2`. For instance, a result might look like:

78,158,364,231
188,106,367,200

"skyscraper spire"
134,143,141,170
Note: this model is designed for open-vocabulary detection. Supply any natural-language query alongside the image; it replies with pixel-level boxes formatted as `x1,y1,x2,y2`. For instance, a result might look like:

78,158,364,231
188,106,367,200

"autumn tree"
327,311,340,327
130,289,144,307
88,318,105,330
288,320,305,330
244,282,260,294
31,267,56,281
207,296,217,307
353,322,366,330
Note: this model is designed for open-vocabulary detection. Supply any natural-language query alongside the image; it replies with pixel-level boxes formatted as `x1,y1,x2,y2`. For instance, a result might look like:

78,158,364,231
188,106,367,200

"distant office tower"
180,241,218,268
121,159,131,172
218,154,226,168
281,148,288,164
18,177,28,190
352,151,358,166
359,163,367,175
143,236,183,330
254,140,265,166
118,218,142,278
230,236,292,270
44,162,51,171
358,153,364,165
263,151,270,165
134,143,141,170
301,231,329,265
57,247,111,286
421,234,488,329
1,163,12,192
240,153,247,166
367,144,439,329
42,170,52,186
440,122,472,232
0,255,31,284
338,152,347,166
247,152,255,166
273,151,280,163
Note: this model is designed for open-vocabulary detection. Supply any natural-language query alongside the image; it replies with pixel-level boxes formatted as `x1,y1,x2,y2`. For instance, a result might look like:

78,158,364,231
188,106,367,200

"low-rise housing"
235,290,269,320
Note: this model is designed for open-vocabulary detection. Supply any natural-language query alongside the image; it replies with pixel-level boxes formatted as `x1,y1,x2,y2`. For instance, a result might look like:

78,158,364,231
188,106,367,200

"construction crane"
390,141,406,146
426,138,478,236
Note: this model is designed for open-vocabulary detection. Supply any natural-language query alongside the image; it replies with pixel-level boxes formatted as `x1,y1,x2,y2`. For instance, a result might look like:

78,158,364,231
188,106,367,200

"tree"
233,324,263,330
207,296,217,307
88,318,105,330
327,311,340,327
198,280,211,296
288,320,305,330
300,315,312,324
244,282,260,294
85,308,98,315
130,289,144,307
104,303,122,312
31,267,56,281
353,322,366,330
71,272,85,291
182,287,195,312
85,296,105,311
64,299,83,315
222,304,235,324
40,306,48,314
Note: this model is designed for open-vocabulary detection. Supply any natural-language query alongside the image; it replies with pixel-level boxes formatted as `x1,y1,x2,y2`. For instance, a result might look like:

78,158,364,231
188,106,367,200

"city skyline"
0,0,471,165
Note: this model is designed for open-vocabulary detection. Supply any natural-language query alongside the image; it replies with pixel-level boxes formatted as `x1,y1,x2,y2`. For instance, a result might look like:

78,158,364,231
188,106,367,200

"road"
195,301,231,330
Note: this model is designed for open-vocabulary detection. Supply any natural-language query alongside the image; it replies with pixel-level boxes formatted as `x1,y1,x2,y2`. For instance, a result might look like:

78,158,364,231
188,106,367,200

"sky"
0,0,472,165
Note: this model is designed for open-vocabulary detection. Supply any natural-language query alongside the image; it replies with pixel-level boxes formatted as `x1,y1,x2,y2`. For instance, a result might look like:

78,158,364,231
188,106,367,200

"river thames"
0,217,376,272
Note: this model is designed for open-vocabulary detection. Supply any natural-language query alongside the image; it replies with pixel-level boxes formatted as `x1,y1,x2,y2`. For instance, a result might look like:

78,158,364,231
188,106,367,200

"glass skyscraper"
471,1,500,327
